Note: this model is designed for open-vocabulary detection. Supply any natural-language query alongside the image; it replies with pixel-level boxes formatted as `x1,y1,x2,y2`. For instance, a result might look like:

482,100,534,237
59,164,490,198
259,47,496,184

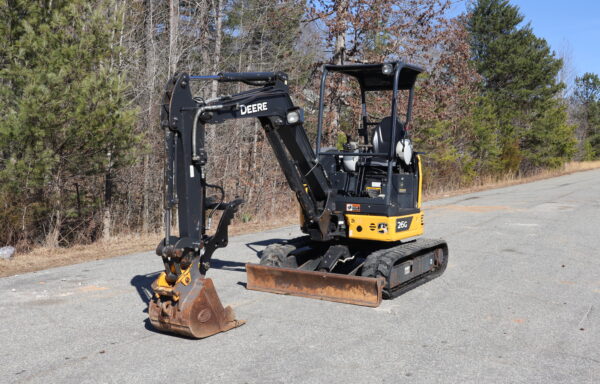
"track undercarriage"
246,237,448,306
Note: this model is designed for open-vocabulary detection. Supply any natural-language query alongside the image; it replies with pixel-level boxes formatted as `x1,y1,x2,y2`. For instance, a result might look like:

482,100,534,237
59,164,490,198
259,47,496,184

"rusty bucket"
149,277,245,338
246,264,383,307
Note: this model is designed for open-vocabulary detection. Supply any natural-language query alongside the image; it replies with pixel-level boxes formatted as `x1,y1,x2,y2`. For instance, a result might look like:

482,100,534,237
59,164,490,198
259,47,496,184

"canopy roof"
324,62,423,91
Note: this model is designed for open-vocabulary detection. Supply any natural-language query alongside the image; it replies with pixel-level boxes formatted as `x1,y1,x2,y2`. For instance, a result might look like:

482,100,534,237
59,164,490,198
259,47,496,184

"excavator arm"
165,72,336,243
150,71,339,338
188,72,337,241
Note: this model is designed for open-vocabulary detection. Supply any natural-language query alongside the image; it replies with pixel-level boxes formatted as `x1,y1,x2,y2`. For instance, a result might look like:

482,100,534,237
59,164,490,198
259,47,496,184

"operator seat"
369,116,404,166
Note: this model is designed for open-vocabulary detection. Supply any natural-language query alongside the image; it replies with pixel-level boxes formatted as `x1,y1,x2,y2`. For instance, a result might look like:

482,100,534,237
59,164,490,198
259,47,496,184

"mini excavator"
150,62,449,338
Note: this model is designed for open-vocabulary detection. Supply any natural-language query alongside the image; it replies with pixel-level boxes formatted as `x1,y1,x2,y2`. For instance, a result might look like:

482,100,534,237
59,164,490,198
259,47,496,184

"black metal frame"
315,62,422,208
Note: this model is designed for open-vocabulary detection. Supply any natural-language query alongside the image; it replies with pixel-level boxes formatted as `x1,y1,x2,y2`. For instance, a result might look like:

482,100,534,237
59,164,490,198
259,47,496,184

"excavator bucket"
149,277,245,338
246,264,383,307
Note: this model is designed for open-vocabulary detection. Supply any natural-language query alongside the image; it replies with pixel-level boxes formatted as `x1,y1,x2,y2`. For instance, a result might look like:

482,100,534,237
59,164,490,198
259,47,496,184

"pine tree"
467,0,575,172
0,0,138,247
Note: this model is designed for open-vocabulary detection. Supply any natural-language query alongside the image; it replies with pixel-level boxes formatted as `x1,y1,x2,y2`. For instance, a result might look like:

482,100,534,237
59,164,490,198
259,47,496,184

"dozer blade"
149,278,245,338
246,264,383,307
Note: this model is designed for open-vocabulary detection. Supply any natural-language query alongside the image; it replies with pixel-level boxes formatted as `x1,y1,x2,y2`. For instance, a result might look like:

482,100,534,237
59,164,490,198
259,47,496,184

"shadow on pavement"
142,318,196,339
245,238,288,255
130,272,160,308
130,259,248,307
210,258,247,272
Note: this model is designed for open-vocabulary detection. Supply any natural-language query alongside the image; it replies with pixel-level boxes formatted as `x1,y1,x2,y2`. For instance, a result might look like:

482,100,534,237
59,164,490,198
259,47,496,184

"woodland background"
1,0,599,250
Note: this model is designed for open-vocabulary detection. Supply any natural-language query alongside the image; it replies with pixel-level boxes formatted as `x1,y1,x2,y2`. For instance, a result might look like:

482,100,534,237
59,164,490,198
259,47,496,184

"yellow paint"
156,266,191,288
177,267,192,286
417,154,422,209
153,265,191,301
299,205,305,227
155,271,169,288
345,212,424,241
299,184,308,227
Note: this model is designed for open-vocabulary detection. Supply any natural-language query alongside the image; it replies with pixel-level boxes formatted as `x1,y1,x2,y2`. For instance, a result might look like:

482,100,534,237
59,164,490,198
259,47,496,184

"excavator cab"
149,62,448,339
314,63,422,228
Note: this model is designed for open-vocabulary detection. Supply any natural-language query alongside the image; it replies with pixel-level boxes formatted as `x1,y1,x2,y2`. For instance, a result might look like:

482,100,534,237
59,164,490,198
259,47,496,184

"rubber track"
360,238,448,299
258,236,312,266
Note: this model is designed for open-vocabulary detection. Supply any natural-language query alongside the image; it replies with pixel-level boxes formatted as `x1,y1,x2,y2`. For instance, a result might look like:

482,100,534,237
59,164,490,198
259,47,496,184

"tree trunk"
199,0,209,95
102,207,111,241
169,0,179,76
333,0,348,65
211,0,223,98
45,171,63,248
47,209,61,248
103,150,114,241
329,0,348,140
206,0,224,156
143,0,156,232
102,1,126,241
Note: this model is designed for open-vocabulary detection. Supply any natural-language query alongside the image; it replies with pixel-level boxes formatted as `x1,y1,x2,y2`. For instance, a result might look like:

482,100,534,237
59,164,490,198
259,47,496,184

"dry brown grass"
0,233,163,277
0,215,297,277
2,161,600,277
424,161,600,200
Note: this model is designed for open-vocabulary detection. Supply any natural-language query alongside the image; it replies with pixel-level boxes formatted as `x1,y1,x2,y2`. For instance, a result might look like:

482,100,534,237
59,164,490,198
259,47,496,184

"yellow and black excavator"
149,62,449,338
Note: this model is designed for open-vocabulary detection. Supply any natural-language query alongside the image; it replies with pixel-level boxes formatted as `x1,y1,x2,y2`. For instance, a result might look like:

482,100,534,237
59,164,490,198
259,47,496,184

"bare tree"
558,39,577,97
143,0,158,232
169,0,180,76
211,0,224,98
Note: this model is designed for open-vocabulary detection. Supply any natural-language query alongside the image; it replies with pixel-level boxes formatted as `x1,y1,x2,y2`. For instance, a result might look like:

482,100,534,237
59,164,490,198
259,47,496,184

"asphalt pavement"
2,170,599,383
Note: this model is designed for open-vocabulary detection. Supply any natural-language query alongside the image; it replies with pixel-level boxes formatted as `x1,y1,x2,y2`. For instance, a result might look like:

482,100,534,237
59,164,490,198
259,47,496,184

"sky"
450,0,600,79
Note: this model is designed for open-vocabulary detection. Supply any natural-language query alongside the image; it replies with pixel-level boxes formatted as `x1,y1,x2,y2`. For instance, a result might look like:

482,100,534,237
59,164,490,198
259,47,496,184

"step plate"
246,263,383,307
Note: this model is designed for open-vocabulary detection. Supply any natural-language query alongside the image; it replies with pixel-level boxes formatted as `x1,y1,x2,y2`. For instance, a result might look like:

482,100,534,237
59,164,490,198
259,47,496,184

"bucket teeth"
149,277,245,338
